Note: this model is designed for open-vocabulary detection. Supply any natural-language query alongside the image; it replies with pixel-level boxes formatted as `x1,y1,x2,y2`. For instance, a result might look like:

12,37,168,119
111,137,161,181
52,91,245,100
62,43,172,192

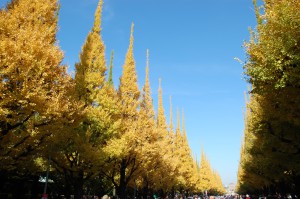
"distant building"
225,183,235,195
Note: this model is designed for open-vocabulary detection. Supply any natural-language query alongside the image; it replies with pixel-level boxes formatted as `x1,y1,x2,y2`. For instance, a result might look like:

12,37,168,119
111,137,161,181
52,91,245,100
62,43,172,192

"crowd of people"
71,193,298,199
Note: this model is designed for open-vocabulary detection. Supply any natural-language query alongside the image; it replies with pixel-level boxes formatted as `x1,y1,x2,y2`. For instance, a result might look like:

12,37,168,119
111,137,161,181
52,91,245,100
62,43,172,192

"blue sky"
1,0,262,186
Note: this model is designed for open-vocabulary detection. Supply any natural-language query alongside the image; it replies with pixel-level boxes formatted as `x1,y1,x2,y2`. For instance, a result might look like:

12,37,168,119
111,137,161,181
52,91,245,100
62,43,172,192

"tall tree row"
0,0,225,198
237,0,300,195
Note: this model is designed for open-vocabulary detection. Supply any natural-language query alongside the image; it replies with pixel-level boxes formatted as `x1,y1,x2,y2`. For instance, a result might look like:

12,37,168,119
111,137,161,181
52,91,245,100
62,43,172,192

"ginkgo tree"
48,0,120,198
0,0,79,172
237,0,300,195
0,0,226,198
100,24,143,199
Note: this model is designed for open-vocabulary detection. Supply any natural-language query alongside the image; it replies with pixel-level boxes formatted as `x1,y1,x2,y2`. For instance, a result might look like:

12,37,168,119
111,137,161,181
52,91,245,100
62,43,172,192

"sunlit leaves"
238,0,300,194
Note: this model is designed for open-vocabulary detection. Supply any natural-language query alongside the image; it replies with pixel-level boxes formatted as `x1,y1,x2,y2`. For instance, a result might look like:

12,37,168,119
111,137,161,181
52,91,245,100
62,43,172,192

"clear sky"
1,0,262,186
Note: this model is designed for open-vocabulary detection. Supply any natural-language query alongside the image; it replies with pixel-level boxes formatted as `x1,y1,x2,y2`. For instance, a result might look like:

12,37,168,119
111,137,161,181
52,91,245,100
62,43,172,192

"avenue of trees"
0,0,225,198
236,0,300,196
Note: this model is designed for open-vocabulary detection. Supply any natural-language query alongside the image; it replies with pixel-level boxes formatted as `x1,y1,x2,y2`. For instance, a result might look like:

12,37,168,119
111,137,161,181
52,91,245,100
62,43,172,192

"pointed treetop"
75,0,106,104
129,22,134,48
146,49,149,71
200,146,208,162
145,49,150,85
118,22,139,109
175,107,182,147
182,108,187,140
182,109,185,130
169,96,173,131
108,50,114,86
131,23,134,36
159,78,162,90
141,48,154,118
92,0,103,34
157,79,165,124
157,78,168,137
176,108,180,133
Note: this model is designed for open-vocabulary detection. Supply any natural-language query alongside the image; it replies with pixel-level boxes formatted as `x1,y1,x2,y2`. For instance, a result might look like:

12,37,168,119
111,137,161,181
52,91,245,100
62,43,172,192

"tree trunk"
118,159,127,199
141,179,149,199
64,170,72,199
74,171,84,199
